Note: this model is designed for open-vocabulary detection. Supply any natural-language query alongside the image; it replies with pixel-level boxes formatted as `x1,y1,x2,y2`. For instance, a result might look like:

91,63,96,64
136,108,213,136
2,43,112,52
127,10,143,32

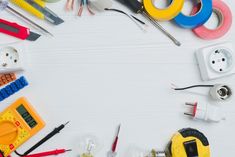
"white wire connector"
184,102,226,123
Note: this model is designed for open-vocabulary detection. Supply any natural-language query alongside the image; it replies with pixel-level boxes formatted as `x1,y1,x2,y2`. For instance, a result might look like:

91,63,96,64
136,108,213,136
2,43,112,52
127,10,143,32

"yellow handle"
10,0,45,19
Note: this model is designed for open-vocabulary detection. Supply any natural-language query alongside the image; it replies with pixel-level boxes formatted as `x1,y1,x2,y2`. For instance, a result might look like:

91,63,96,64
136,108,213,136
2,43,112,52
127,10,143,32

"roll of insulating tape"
143,0,184,21
174,0,213,29
192,0,232,40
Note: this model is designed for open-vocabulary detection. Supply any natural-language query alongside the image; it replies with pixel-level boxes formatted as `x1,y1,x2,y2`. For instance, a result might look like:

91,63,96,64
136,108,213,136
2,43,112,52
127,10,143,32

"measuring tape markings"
143,0,184,21
192,0,232,40
174,0,213,28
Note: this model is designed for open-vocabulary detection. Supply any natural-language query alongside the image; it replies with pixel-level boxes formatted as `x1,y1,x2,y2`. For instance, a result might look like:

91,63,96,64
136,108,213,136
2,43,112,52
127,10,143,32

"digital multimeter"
0,97,45,157
166,128,210,157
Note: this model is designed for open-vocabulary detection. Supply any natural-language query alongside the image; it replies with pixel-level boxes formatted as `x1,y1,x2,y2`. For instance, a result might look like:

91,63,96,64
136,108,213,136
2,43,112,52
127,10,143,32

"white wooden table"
0,0,235,156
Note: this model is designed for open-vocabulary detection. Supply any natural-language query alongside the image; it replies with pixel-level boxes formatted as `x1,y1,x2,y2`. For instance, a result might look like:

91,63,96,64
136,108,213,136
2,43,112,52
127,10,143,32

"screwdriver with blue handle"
116,0,181,46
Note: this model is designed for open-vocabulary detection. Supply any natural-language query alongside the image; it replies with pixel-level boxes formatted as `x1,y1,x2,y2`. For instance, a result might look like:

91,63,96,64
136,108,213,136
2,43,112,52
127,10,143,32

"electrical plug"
184,102,226,123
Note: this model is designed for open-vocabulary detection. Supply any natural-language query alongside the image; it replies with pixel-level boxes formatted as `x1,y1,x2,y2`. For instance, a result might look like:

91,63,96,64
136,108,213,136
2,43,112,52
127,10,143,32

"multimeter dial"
0,121,18,145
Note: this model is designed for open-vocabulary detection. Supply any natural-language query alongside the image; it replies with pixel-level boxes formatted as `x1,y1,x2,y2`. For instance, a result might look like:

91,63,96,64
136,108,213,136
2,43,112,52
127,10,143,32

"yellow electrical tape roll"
143,0,184,21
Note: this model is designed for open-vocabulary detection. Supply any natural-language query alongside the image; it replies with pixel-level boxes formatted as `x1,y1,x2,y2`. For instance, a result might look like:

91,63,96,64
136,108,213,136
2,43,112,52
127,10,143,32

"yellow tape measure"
166,128,210,157
0,97,45,157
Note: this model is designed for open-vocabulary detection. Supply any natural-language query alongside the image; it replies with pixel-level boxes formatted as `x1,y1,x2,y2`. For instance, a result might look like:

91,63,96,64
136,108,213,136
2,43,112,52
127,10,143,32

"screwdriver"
0,0,53,36
15,121,70,156
107,124,121,157
116,0,181,46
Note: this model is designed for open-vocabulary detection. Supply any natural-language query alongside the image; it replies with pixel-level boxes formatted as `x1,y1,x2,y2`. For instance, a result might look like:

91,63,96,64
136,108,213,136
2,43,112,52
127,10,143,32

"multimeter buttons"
166,128,210,157
0,121,18,145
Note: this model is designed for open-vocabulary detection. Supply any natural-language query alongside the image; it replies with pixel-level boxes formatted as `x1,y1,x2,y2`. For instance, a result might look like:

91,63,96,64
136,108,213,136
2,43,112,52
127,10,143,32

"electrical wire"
77,0,94,16
86,0,95,15
78,0,84,16
104,8,146,31
66,0,75,11
172,85,214,90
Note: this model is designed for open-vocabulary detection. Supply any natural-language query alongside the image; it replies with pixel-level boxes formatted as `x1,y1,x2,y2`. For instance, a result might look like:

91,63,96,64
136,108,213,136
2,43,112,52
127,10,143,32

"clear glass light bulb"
77,134,102,157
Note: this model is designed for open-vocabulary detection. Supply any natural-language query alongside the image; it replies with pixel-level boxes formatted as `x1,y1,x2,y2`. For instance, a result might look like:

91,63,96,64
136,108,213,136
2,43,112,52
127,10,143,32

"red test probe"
22,149,72,157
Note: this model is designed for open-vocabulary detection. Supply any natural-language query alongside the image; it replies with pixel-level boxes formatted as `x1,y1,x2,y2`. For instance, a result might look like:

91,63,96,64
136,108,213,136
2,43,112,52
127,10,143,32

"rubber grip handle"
10,0,44,19
121,0,143,13
0,18,29,40
34,0,46,7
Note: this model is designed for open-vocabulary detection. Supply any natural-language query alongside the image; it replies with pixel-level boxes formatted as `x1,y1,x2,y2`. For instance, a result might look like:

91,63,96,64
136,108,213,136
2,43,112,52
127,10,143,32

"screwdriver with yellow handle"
10,0,64,25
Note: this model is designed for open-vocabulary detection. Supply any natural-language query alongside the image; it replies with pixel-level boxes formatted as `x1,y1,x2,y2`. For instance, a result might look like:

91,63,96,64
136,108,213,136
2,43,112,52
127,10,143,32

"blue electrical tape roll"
174,0,213,29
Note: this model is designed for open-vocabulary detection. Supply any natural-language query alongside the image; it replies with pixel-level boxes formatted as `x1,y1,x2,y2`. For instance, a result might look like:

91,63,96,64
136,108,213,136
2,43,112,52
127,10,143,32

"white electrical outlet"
196,42,235,81
0,43,26,73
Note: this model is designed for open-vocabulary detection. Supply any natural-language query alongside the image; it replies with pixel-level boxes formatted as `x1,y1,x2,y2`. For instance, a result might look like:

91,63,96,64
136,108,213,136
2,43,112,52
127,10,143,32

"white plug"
184,102,226,123
0,45,25,73
196,42,235,81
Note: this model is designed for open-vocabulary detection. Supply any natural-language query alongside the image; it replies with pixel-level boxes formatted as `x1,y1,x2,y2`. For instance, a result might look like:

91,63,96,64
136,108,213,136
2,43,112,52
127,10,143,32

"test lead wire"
21,149,72,157
105,8,146,31
15,121,70,156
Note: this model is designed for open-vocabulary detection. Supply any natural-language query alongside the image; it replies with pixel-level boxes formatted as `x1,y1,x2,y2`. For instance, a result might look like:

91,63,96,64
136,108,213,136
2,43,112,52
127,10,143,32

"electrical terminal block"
0,76,28,102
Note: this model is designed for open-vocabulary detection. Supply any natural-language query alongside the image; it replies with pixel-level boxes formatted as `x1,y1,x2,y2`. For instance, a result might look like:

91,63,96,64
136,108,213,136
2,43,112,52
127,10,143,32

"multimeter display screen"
17,105,37,128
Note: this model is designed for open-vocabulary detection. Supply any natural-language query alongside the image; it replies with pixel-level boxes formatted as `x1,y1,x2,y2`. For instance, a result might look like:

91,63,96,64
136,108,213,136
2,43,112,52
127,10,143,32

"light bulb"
77,134,102,157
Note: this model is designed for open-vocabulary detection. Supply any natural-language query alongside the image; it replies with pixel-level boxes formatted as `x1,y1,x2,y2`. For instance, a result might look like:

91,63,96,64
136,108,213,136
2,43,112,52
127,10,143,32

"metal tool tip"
64,121,70,125
184,113,193,117
185,102,196,106
66,149,72,152
174,40,181,46
117,124,121,135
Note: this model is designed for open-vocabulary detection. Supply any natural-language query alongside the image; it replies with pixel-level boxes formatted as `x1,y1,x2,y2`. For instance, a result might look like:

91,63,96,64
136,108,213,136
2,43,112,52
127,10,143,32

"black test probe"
15,121,70,156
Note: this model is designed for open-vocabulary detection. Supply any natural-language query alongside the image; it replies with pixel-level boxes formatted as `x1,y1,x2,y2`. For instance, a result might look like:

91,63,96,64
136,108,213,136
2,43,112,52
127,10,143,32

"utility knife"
0,18,40,41
10,0,64,25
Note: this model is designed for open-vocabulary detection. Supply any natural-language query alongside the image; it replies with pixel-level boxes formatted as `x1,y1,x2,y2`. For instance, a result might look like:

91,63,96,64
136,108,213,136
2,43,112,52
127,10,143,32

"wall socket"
0,43,26,73
196,42,235,81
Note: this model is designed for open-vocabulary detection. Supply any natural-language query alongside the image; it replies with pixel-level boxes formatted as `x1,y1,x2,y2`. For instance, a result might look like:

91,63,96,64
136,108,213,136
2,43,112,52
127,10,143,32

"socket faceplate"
0,43,25,73
196,42,235,81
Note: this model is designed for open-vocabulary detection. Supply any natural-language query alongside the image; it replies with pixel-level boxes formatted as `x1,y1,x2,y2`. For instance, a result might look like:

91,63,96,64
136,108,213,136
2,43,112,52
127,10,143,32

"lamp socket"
196,42,235,81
